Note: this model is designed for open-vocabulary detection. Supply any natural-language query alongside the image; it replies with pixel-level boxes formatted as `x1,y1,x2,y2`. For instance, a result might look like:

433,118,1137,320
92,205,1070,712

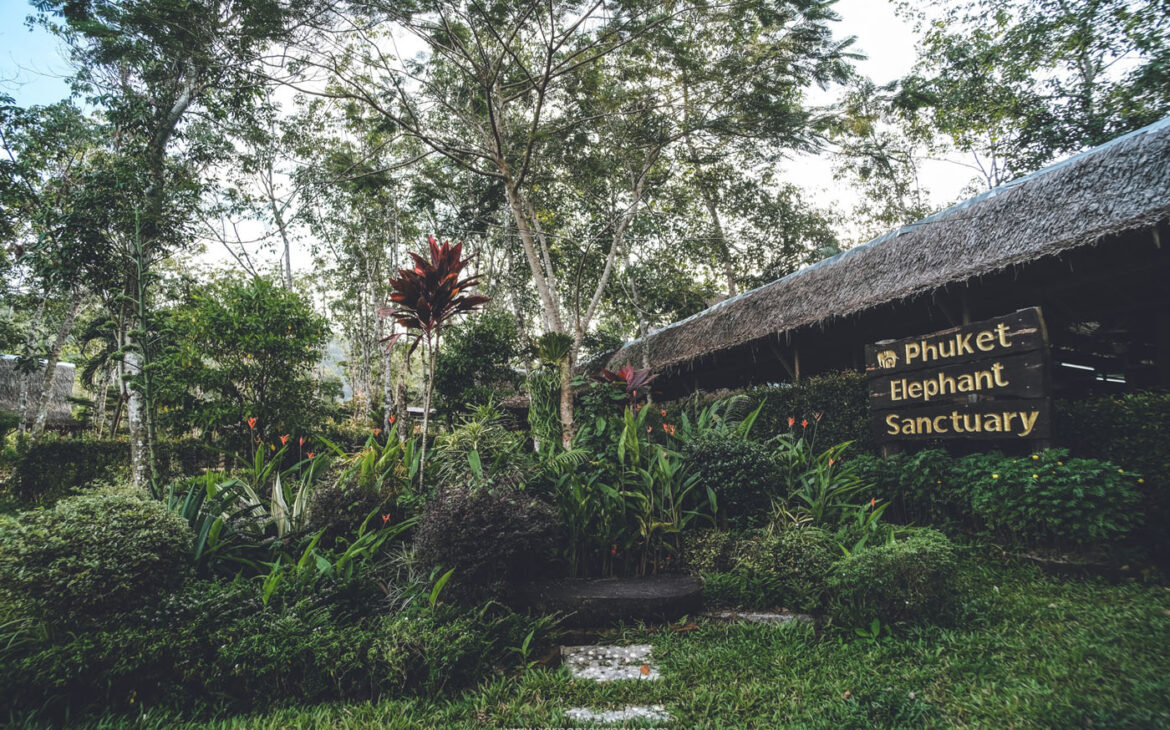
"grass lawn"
14,556,1170,729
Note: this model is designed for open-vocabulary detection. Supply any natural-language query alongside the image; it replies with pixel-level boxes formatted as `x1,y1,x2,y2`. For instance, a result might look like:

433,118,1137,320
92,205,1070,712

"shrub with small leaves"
684,436,782,527
412,487,562,602
0,489,191,621
828,528,957,625
729,528,840,611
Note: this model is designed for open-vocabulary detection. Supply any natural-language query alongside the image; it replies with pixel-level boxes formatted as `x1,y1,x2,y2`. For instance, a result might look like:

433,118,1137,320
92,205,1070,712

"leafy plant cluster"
853,448,1143,548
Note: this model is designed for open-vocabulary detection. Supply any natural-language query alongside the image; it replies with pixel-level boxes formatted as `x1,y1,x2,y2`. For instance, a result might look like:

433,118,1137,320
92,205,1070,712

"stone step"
565,705,671,724
701,609,814,625
562,644,660,682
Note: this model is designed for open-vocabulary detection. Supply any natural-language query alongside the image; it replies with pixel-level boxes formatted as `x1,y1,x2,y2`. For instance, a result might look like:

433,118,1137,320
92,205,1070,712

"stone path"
559,612,814,725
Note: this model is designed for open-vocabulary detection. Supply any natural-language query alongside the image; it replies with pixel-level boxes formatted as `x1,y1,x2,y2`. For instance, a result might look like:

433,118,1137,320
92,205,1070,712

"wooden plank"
867,351,1047,409
865,307,1046,377
872,399,1051,441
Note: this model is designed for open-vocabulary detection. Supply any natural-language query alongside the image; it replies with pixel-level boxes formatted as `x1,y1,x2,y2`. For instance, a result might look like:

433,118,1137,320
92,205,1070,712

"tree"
152,275,331,446
899,0,1170,187
433,309,523,414
381,236,489,486
33,0,323,487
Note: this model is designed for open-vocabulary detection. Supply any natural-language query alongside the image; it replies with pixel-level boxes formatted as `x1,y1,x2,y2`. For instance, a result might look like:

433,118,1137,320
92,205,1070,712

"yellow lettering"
984,413,1003,432
1019,410,1040,436
951,412,964,432
885,414,900,435
991,362,1009,387
915,416,932,433
995,322,1010,348
908,382,923,399
901,419,915,435
905,342,920,364
974,370,994,390
889,380,902,401
958,374,974,392
933,415,949,433
976,331,995,351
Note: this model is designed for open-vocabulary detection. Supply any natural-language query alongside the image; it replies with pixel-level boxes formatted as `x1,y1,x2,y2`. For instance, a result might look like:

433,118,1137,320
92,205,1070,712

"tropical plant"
594,363,659,408
671,395,766,445
165,472,267,574
380,236,490,486
432,404,531,490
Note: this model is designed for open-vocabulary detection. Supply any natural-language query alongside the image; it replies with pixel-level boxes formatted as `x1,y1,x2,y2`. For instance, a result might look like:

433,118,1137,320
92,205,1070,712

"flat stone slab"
702,609,814,625
566,705,671,724
521,575,702,627
562,644,660,681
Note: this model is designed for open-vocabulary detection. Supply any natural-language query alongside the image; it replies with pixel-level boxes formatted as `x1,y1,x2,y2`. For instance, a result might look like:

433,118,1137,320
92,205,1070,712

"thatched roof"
0,355,77,427
605,116,1170,375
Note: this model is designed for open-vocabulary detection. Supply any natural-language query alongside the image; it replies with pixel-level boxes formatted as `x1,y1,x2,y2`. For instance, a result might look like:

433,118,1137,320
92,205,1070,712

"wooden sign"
867,351,1047,409
865,308,1046,377
866,307,1050,442
872,399,1051,440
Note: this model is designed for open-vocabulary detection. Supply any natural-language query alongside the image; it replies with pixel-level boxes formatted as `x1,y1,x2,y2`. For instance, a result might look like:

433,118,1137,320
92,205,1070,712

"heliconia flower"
247,416,257,430
646,426,652,433
382,513,391,524
801,419,809,428
814,412,823,422
828,457,835,467
299,436,305,447
374,428,382,436
280,434,289,445
660,409,667,417
307,452,316,459
389,415,397,426
870,497,876,508
787,417,795,428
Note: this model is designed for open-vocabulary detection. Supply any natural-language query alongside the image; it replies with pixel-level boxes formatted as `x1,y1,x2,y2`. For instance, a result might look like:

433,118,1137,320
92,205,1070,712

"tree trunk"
93,363,111,436
126,348,150,490
418,337,437,488
30,285,84,437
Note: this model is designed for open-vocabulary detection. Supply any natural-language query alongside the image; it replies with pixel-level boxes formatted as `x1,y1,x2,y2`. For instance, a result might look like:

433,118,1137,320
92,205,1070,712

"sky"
0,0,970,271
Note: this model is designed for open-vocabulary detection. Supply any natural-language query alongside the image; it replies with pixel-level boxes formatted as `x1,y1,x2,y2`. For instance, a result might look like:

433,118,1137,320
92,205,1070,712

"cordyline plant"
380,235,489,487
594,363,659,409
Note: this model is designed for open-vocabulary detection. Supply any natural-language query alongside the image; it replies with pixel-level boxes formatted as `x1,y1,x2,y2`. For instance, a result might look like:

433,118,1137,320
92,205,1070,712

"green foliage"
729,528,840,611
684,528,839,611
432,405,532,491
683,436,781,527
0,490,191,622
828,528,958,626
433,310,522,412
774,436,870,528
851,449,965,529
9,438,130,505
0,409,18,444
526,368,562,450
306,484,390,549
412,487,561,602
153,275,331,446
959,449,1141,547
665,371,872,451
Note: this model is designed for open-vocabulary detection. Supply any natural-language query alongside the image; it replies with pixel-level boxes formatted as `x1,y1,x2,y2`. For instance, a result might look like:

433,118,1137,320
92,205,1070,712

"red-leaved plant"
594,363,659,408
380,235,489,485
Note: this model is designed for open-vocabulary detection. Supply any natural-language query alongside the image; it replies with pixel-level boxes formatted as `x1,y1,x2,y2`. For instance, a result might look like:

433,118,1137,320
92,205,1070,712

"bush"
306,484,390,548
728,528,840,611
959,449,1141,547
852,449,969,530
665,371,872,452
0,490,191,621
684,436,781,527
828,528,957,625
0,577,557,719
412,487,562,602
683,528,839,611
10,438,130,504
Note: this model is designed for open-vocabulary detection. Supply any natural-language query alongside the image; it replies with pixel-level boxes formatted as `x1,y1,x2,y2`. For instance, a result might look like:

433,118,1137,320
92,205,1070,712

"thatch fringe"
0,355,77,426
605,116,1170,375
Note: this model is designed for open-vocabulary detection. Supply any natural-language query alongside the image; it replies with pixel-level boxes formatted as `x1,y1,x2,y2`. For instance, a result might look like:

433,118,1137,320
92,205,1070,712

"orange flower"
280,434,289,445
381,513,391,524
247,416,257,430
660,409,667,417
298,436,305,447
646,426,653,433
828,457,835,467
306,451,316,459
801,419,809,428
787,416,795,428
870,497,876,509
389,415,397,426
374,427,382,436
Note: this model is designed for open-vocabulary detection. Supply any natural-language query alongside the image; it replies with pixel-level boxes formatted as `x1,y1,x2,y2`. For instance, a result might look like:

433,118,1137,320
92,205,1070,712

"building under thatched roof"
603,116,1170,399
0,355,78,428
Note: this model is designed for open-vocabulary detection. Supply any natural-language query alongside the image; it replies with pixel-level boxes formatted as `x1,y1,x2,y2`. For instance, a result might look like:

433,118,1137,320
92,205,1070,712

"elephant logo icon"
876,350,898,369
